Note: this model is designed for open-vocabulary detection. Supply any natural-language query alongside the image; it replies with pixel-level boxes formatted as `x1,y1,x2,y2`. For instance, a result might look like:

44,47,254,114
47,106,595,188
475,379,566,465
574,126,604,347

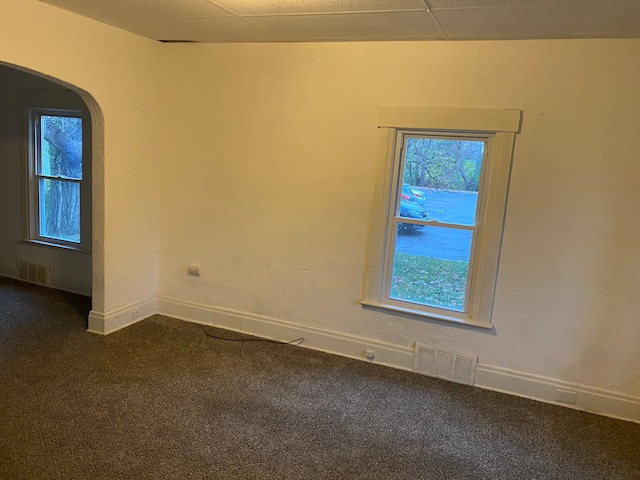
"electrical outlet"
130,308,140,319
187,264,202,277
555,389,578,404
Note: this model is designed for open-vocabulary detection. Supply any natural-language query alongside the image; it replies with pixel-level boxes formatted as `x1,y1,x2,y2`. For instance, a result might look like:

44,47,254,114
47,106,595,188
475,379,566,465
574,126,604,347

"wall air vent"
37,265,49,285
18,260,29,281
28,263,38,282
412,343,478,386
17,259,49,286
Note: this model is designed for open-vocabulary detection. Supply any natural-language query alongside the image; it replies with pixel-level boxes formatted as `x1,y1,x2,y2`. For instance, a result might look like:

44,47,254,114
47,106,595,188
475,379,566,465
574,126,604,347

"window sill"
360,300,493,330
19,238,90,253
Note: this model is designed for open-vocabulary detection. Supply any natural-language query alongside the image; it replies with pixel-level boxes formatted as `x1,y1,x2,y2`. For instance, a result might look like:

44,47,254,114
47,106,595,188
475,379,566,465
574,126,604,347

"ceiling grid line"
37,0,640,43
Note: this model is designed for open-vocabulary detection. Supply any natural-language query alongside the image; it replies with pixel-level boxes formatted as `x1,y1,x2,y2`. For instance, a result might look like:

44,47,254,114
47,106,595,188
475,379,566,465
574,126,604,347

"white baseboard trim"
156,295,640,424
157,295,414,371
475,364,640,424
88,296,157,335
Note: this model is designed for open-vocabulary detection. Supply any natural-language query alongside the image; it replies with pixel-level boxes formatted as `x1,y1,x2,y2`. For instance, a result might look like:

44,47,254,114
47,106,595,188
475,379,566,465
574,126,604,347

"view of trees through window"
38,114,82,243
390,137,485,312
404,138,483,192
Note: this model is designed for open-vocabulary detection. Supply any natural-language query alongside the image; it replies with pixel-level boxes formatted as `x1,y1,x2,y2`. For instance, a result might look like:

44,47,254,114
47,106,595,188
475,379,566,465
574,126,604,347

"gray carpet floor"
1,277,639,480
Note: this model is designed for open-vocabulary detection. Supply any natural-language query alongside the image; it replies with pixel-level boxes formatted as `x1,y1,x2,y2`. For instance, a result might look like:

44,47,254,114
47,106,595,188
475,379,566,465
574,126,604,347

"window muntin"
27,108,87,248
363,107,520,328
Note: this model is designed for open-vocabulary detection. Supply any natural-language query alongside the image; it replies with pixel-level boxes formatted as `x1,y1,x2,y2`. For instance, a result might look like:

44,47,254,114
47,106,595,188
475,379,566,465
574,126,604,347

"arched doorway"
0,61,104,322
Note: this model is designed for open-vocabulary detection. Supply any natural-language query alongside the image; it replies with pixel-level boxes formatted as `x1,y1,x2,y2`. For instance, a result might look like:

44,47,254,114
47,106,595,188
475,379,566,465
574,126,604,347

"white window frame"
362,107,521,328
22,92,91,252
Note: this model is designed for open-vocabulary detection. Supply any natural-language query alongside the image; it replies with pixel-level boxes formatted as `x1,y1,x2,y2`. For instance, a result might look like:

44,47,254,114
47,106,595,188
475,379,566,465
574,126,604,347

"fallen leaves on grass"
390,253,468,311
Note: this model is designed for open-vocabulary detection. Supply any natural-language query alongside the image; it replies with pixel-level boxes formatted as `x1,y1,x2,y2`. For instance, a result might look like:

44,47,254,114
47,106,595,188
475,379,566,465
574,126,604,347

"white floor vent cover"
412,343,478,386
17,260,50,286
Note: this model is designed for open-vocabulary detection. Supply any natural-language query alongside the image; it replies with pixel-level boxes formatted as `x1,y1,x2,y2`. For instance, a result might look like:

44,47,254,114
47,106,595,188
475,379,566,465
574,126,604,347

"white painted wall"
158,40,640,401
0,0,163,314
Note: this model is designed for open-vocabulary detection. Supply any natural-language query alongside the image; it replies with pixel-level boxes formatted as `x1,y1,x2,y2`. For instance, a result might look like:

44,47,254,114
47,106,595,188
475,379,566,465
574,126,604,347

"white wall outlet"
187,264,202,277
129,308,140,319
365,349,375,361
555,389,578,404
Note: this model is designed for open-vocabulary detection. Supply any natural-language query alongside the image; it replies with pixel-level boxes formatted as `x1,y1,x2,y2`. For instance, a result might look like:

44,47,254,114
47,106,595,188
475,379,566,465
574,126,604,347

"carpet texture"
0,277,639,479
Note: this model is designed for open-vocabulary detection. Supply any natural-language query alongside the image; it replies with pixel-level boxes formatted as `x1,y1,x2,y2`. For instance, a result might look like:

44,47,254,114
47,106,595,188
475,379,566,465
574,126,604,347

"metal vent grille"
17,260,49,286
37,265,49,285
413,343,477,386
453,355,475,383
18,260,29,281
28,263,38,282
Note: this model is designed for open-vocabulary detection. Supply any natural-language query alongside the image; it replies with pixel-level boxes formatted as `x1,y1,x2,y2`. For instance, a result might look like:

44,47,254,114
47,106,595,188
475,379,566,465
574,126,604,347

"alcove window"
26,107,90,251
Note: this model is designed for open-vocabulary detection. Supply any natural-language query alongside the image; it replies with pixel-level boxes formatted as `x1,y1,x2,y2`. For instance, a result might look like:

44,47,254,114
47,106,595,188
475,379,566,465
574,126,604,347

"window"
362,107,521,328
25,106,90,250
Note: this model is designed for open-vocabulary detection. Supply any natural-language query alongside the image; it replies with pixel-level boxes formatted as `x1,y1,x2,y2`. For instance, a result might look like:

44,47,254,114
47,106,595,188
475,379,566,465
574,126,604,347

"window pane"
39,179,80,243
390,226,472,312
403,138,483,226
39,115,82,180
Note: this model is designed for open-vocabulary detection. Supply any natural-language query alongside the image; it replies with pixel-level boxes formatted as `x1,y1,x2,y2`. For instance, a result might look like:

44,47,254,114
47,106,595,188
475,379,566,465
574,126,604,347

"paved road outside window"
396,189,478,262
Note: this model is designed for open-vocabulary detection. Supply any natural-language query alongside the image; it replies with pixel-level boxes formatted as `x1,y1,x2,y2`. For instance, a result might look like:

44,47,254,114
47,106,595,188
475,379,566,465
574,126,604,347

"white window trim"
362,107,521,329
21,90,92,253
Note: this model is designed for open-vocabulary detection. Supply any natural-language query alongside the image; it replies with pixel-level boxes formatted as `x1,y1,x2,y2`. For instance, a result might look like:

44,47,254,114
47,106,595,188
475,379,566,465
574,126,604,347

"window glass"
39,178,80,243
39,115,83,179
402,137,484,226
391,136,484,312
27,109,84,246
391,226,472,312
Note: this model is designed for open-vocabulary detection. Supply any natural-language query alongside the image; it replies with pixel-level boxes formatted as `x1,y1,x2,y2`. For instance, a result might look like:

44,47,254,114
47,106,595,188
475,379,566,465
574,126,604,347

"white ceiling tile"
246,11,443,41
208,0,429,15
113,16,275,42
39,0,230,20
434,3,640,39
36,0,640,42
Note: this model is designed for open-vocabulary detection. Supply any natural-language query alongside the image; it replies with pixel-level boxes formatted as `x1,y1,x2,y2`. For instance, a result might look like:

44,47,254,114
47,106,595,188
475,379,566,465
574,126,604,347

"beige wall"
159,40,640,397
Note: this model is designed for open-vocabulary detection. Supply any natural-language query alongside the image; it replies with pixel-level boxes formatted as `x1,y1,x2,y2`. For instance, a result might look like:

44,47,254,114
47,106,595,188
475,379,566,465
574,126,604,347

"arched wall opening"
0,60,105,316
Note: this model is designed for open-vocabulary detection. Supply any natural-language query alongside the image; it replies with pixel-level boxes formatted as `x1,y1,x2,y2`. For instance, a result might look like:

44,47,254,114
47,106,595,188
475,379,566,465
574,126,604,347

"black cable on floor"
199,324,305,345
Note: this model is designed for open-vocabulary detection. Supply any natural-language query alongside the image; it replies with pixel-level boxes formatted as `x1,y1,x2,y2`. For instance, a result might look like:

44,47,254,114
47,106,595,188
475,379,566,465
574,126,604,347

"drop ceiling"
37,0,640,43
